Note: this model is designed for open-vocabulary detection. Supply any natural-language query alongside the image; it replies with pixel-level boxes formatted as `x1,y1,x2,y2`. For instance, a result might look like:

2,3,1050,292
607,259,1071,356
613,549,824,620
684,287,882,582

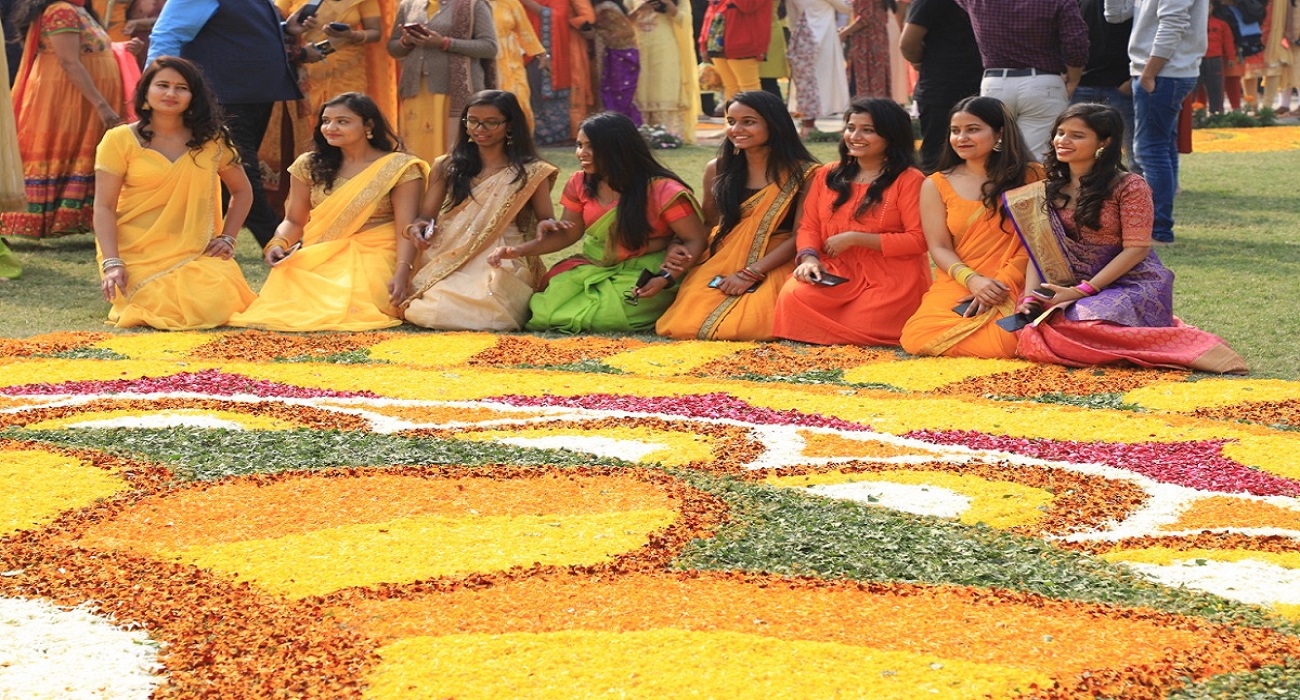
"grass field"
2,140,1296,378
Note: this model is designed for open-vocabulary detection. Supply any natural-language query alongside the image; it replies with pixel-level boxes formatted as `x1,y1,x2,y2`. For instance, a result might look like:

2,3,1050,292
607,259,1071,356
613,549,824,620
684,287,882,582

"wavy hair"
133,56,235,158
1042,102,1127,232
934,96,1035,224
445,90,540,208
578,111,690,252
825,97,916,219
711,91,817,253
309,92,401,192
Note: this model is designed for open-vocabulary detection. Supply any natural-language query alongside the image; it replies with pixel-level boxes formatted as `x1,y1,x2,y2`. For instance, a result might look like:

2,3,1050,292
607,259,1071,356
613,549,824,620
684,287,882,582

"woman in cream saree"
230,93,427,331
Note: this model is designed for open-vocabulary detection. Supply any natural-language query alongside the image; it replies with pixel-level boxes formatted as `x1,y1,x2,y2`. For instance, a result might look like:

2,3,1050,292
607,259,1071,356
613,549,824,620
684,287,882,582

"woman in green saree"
490,111,708,332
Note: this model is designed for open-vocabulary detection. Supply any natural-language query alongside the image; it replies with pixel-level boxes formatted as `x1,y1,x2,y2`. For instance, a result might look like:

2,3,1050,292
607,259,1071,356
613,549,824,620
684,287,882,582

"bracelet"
440,36,452,51
657,270,677,289
797,247,819,262
946,261,971,279
953,266,978,289
264,237,291,255
216,234,236,247
398,260,414,271
1018,295,1042,306
742,266,766,280
399,36,414,48
100,257,125,271
737,268,761,282
1075,280,1099,296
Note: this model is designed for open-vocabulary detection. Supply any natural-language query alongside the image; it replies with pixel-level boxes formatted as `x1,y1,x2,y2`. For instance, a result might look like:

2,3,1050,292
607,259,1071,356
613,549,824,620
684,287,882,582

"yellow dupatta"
303,152,425,245
404,160,556,304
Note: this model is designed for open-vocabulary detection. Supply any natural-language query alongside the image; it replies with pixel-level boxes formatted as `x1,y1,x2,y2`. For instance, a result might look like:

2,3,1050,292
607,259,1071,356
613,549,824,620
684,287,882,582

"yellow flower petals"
0,448,128,536
366,629,1050,700
1193,125,1300,153
1100,548,1300,569
366,332,500,367
603,341,754,376
1221,435,1300,481
843,357,1032,391
798,432,940,459
1123,378,1300,412
455,425,716,465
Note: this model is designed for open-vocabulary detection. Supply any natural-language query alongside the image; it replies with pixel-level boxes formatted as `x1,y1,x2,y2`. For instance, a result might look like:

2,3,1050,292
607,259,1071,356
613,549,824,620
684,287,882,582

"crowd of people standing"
0,0,1266,373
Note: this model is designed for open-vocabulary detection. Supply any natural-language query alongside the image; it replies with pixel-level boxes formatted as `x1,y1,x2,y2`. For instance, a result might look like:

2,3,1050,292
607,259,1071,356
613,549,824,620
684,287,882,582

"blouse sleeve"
649,178,701,233
515,0,546,55
40,3,82,35
560,172,586,214
1116,173,1155,247
94,127,131,176
450,0,498,58
286,152,314,184
879,168,929,257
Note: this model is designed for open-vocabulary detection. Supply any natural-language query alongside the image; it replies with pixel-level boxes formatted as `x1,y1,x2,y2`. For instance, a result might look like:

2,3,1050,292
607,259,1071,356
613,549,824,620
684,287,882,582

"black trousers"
222,101,278,246
917,98,960,174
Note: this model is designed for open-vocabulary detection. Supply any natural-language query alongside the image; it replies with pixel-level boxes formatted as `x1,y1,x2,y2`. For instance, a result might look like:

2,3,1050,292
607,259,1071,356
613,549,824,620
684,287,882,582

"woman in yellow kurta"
403,91,557,329
93,57,256,329
2,0,124,239
629,0,696,142
900,96,1042,358
492,0,547,128
229,93,428,331
657,91,816,340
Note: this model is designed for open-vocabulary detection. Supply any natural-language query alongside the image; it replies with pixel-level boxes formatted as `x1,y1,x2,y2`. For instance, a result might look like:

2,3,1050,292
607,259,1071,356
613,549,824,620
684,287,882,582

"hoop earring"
993,139,1004,152
1094,146,1105,159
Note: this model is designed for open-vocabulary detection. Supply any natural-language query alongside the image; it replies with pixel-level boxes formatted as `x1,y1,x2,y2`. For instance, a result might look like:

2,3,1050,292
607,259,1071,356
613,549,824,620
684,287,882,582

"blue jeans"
1133,76,1196,242
1072,84,1141,175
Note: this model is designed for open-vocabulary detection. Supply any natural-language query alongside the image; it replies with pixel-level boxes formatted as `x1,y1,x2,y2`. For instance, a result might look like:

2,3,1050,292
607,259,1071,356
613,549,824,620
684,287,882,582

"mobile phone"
952,300,973,316
708,275,760,293
420,220,437,241
995,313,1031,332
295,0,323,21
813,272,849,287
1030,286,1056,299
272,241,302,265
635,268,655,288
403,22,430,35
327,21,350,31
313,39,335,55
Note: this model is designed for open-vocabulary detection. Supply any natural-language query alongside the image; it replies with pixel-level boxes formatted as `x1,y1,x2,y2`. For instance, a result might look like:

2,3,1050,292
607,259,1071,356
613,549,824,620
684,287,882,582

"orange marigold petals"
0,332,108,357
466,335,650,367
798,432,939,459
1161,496,1300,533
189,330,393,361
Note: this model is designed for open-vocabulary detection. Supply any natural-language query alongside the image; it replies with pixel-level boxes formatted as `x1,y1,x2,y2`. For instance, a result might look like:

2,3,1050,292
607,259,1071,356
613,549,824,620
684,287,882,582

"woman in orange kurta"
900,96,1041,358
771,98,929,346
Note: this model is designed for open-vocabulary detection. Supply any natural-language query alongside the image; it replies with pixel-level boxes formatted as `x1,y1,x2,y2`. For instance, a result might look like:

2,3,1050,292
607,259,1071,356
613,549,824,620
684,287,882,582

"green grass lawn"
2,143,1295,378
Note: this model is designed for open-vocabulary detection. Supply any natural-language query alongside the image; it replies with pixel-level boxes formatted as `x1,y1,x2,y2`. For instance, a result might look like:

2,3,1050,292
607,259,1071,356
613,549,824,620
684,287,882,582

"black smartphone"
272,241,302,265
635,268,655,288
709,275,760,293
813,272,849,286
295,0,323,21
328,21,350,31
995,313,1032,332
403,22,430,35
952,301,973,316
1030,286,1056,299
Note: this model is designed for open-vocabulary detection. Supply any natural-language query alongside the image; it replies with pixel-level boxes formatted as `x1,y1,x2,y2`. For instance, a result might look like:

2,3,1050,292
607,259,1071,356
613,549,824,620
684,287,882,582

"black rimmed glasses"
465,117,508,131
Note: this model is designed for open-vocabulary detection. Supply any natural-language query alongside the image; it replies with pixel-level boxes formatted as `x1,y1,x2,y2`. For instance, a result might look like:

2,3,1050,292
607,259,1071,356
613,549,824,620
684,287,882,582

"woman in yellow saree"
93,57,256,329
402,90,558,330
230,93,427,331
657,91,816,340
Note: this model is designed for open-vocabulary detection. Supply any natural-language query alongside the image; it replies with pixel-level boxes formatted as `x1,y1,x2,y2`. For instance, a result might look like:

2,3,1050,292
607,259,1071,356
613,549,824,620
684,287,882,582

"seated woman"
900,96,1041,358
1008,103,1247,373
771,97,929,346
93,56,256,329
229,92,427,331
656,90,818,341
402,90,558,331
492,111,708,333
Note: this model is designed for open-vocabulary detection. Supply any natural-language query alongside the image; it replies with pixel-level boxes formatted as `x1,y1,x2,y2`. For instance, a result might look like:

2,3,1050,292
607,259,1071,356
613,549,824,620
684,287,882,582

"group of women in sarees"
93,59,1248,375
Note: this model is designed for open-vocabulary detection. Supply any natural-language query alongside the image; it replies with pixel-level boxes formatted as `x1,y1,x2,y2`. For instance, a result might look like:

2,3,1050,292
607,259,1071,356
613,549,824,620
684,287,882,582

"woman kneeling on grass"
1006,103,1247,373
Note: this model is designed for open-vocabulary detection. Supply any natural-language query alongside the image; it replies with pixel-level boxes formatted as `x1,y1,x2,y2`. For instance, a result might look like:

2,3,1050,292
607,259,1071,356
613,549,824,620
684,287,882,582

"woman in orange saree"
900,96,1041,358
2,0,124,239
657,91,817,341
1008,104,1247,373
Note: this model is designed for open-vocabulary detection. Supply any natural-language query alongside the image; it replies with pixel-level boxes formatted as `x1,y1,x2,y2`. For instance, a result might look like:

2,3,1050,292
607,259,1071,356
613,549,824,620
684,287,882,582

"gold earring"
993,139,1003,152
1095,146,1105,158
365,130,373,140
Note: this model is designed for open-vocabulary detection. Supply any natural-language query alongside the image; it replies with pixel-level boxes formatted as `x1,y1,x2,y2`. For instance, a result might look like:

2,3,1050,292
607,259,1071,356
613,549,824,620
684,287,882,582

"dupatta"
302,152,426,246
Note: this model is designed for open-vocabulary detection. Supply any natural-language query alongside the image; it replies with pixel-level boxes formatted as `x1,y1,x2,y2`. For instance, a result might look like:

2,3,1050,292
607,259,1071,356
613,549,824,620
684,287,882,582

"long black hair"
133,56,235,157
934,95,1035,224
309,92,401,192
711,90,817,253
825,97,916,219
445,90,540,208
578,111,690,251
10,0,101,38
1042,102,1127,232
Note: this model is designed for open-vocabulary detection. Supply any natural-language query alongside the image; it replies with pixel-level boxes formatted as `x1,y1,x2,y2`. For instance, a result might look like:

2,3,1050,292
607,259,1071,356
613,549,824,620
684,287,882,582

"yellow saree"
94,126,256,329
656,166,812,340
402,159,555,330
229,152,428,331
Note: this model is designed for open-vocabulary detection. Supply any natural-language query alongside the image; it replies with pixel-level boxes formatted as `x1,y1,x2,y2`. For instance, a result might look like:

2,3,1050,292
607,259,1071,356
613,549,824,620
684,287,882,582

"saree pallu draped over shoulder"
401,160,556,330
656,165,814,340
229,152,429,332
1004,180,1248,374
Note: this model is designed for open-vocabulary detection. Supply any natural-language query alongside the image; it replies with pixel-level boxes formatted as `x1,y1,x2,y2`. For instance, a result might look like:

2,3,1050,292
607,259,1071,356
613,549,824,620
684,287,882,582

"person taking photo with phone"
771,97,929,347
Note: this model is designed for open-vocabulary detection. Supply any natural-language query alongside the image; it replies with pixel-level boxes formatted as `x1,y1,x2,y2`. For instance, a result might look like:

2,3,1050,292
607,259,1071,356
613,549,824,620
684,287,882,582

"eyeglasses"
465,118,508,130
622,289,640,306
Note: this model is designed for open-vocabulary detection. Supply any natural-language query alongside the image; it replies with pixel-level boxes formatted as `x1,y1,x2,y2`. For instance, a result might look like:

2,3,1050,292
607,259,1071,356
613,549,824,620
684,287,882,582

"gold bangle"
398,260,414,271
953,266,978,288
263,237,291,254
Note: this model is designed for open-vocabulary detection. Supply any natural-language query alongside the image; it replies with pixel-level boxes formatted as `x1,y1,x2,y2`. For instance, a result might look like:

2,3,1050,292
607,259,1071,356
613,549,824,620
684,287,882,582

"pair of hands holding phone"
401,22,447,47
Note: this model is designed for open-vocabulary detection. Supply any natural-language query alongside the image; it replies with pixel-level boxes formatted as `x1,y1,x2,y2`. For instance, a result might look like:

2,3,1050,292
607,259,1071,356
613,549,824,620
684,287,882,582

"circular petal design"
0,445,131,536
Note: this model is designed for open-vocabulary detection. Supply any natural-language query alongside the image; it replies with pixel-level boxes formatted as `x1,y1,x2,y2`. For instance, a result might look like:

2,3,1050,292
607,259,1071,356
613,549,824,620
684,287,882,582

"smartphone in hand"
813,272,849,287
328,21,350,31
403,22,430,35
272,241,303,265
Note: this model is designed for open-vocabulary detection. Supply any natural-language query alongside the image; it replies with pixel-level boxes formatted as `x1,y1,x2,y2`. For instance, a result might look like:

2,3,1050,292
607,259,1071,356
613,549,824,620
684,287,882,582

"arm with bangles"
712,173,813,296
202,162,252,260
408,157,450,247
93,168,129,301
487,204,583,266
919,177,1010,317
791,173,834,283
634,196,708,299
386,176,424,305
263,175,311,264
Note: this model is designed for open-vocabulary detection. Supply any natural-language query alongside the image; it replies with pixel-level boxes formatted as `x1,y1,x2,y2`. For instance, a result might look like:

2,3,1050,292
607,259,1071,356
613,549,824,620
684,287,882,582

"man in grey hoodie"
1105,0,1208,245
